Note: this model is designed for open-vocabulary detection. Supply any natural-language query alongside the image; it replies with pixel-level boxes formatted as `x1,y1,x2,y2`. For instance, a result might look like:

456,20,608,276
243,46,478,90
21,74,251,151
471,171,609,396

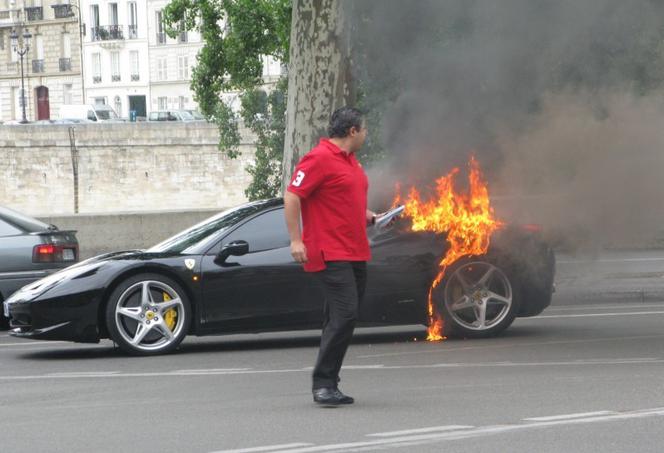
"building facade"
80,0,149,118
0,0,83,122
146,0,200,113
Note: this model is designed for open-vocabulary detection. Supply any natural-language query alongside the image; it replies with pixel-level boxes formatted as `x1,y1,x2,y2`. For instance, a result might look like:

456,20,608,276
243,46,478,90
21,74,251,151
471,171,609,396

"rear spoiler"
29,229,78,235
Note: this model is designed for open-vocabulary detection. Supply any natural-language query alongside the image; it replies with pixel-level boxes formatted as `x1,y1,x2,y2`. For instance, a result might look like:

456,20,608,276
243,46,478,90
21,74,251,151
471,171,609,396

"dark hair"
327,107,364,138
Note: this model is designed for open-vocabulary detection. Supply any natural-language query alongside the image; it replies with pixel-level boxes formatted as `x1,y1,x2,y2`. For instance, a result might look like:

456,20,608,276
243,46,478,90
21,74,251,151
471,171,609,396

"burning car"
3,192,554,355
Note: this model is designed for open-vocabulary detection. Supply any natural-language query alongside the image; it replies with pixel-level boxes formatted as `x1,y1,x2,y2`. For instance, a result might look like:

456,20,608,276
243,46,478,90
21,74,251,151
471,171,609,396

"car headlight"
5,262,103,305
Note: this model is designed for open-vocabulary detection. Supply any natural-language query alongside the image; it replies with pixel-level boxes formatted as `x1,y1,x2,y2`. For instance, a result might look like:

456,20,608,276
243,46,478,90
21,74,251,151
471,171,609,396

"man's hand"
375,210,400,228
291,240,308,263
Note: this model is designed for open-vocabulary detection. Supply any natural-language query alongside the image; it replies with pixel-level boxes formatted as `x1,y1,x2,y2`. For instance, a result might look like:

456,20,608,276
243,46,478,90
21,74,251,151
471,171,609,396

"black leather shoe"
313,387,354,405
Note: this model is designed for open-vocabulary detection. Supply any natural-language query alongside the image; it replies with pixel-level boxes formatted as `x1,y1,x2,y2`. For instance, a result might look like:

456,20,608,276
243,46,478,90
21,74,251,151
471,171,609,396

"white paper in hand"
375,205,405,229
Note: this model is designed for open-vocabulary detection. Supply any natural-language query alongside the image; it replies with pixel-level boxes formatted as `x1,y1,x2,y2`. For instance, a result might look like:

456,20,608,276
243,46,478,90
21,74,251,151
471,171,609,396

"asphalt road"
2,250,664,453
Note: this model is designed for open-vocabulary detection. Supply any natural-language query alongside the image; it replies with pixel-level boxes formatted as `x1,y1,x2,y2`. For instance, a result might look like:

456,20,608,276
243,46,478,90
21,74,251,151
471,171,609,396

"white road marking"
221,406,664,453
558,257,664,263
0,341,69,347
357,333,664,359
523,410,616,422
367,425,474,437
174,368,252,373
531,310,664,319
546,303,664,312
46,371,120,377
210,443,315,453
0,357,661,382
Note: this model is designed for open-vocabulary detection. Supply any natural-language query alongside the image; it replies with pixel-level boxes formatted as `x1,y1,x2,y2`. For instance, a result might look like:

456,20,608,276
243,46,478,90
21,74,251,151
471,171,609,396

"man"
284,107,378,406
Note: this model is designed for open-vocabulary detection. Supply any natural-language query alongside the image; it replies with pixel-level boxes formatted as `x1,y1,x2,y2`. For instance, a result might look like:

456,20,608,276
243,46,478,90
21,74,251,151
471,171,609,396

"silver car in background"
0,207,79,325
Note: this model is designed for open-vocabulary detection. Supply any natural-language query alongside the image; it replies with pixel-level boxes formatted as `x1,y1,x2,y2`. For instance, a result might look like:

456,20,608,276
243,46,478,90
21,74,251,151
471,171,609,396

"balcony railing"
93,75,101,83
128,25,138,39
59,57,71,72
111,74,121,82
52,4,73,19
32,59,44,73
91,25,124,41
6,62,18,74
178,32,188,43
25,6,43,21
156,32,166,44
131,73,139,81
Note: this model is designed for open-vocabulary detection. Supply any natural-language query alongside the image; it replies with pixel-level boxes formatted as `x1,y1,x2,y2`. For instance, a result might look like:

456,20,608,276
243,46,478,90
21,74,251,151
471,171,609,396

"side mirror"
215,240,249,264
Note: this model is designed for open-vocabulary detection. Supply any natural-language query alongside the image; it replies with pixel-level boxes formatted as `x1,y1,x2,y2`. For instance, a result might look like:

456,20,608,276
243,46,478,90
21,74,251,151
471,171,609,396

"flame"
396,156,502,341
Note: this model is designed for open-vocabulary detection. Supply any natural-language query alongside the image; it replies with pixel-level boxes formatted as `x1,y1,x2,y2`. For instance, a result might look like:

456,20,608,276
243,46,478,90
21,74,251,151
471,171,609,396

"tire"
433,256,521,338
0,296,8,330
105,273,191,356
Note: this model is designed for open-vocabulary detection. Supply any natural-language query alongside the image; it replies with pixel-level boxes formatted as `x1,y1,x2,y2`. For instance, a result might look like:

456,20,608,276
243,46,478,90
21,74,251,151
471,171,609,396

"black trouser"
312,261,367,390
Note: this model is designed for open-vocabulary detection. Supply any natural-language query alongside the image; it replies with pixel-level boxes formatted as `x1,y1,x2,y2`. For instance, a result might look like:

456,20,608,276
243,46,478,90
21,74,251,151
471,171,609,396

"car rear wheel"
435,258,520,338
105,274,191,356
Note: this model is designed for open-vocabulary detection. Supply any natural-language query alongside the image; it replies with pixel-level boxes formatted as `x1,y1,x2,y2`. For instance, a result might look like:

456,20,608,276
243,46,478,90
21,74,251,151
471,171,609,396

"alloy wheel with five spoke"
438,260,519,337
106,274,191,355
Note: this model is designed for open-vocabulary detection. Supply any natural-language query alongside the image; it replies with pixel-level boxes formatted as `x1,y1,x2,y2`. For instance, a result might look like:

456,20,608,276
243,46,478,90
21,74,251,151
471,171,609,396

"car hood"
80,250,186,265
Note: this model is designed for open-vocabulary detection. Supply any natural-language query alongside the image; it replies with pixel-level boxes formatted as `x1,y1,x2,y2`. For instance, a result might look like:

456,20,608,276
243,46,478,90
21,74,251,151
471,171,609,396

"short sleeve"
287,152,326,199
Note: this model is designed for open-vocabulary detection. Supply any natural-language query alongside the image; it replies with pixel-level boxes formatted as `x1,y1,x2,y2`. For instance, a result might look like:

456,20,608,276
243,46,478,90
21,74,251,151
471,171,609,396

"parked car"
148,110,196,122
183,110,207,121
0,206,79,326
59,104,123,122
4,198,555,354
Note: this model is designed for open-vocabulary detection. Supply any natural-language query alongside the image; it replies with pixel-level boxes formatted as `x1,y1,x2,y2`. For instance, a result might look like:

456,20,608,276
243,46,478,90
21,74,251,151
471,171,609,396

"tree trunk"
281,0,355,189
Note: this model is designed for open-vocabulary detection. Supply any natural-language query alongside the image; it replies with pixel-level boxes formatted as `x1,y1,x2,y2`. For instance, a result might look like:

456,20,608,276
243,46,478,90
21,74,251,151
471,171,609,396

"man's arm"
284,191,308,263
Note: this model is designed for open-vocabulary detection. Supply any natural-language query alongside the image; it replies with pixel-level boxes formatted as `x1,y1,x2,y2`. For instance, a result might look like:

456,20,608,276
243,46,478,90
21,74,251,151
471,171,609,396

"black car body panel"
5,199,555,343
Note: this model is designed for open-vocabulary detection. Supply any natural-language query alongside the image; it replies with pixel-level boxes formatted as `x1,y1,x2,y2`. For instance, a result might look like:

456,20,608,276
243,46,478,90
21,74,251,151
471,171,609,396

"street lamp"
66,2,86,104
10,27,32,124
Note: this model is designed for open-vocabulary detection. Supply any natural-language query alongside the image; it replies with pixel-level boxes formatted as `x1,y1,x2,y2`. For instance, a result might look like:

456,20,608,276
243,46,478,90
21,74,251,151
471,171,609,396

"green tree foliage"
163,0,291,197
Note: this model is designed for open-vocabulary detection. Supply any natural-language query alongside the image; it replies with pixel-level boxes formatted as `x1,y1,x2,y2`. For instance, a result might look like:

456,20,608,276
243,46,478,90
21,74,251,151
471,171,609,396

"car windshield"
187,110,205,120
146,200,281,254
96,109,118,120
178,111,194,120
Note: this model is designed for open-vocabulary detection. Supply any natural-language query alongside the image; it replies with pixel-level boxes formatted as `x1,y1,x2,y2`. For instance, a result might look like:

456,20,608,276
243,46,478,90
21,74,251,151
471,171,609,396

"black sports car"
3,198,555,355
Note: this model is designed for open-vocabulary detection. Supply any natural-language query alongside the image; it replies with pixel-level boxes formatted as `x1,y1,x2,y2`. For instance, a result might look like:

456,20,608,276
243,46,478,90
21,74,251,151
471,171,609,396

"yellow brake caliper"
162,292,177,331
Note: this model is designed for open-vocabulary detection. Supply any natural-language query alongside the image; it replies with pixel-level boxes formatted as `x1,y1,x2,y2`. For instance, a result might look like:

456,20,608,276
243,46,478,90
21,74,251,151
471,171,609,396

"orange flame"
397,156,502,341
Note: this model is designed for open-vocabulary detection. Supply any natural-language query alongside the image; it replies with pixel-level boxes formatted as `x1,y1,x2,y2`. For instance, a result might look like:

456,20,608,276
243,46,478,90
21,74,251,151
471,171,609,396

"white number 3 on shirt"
292,170,305,187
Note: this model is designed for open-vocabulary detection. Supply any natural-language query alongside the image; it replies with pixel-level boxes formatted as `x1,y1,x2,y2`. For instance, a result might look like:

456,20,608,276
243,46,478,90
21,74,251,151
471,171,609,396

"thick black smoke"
348,0,664,249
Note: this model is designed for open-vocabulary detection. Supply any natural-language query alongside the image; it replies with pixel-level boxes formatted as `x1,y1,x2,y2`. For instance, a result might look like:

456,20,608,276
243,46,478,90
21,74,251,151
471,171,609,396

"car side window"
220,208,289,253
0,218,22,237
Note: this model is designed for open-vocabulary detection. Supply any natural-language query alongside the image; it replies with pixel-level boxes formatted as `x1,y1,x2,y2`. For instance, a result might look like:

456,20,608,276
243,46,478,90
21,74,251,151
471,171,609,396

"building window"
178,96,187,109
0,31,4,50
109,3,118,26
158,96,167,110
128,1,138,39
62,33,71,59
32,34,44,73
111,51,120,81
63,83,72,104
130,50,139,81
178,20,187,43
90,4,100,40
178,55,188,80
92,52,101,83
157,57,167,81
156,10,165,44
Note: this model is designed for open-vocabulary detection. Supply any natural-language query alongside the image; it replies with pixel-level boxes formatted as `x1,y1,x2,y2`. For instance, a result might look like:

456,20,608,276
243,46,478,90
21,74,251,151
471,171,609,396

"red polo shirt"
287,138,371,272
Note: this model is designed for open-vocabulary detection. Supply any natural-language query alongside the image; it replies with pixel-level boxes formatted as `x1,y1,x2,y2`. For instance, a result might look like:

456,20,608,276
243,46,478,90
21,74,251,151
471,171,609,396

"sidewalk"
553,250,664,305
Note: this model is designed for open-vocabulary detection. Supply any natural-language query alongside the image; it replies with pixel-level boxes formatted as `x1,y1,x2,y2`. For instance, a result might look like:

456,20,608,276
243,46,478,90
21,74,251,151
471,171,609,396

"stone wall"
0,122,255,216
39,209,223,259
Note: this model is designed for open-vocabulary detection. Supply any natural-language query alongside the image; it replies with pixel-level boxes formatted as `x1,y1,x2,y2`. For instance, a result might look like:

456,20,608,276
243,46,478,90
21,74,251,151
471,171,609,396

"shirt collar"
321,138,352,156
